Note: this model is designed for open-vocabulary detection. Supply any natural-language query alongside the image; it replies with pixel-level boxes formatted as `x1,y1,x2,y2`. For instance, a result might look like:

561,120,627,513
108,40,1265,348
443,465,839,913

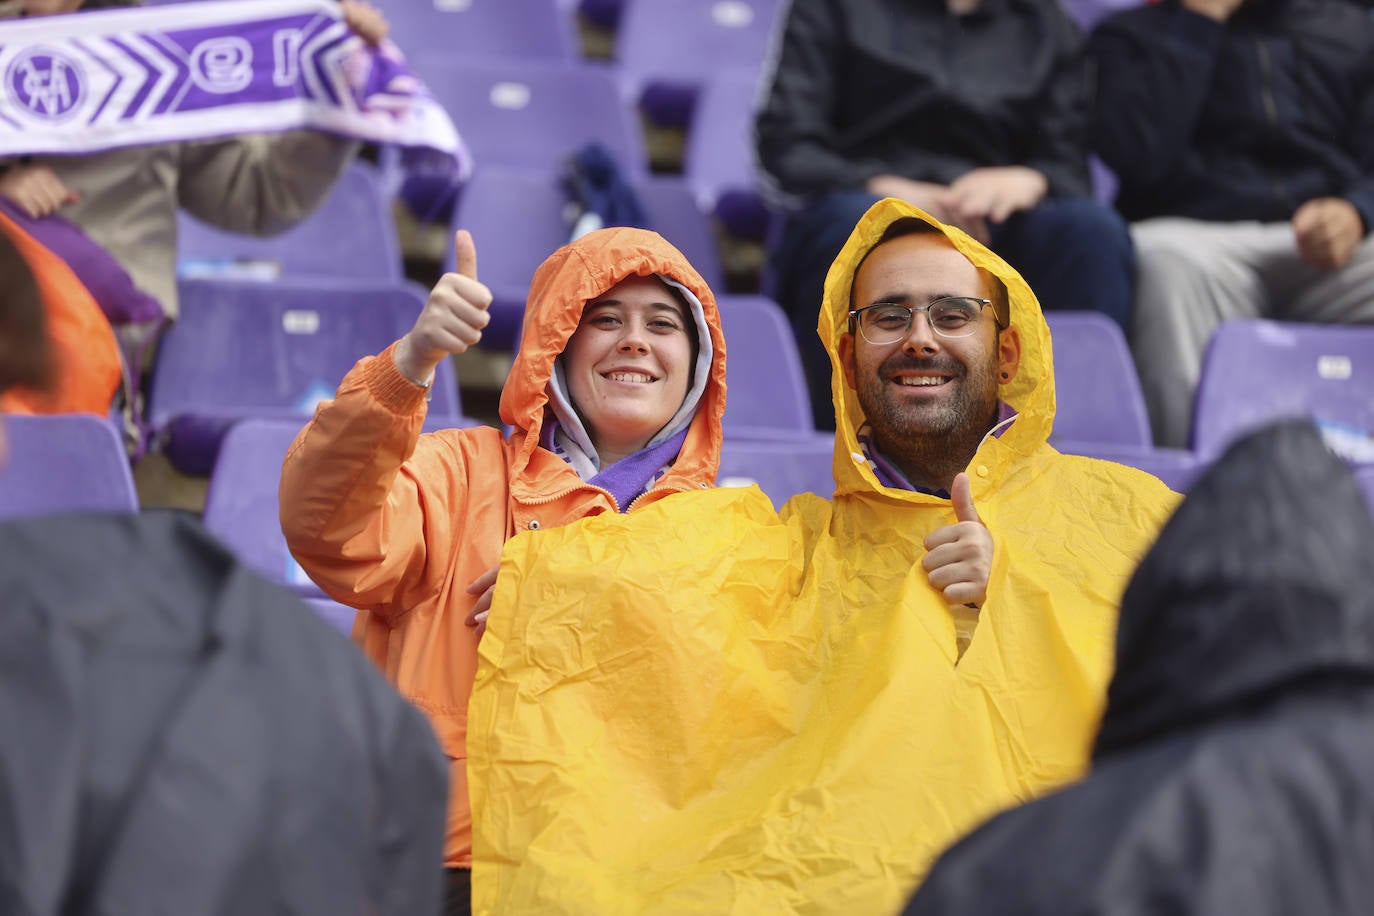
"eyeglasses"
849,297,995,345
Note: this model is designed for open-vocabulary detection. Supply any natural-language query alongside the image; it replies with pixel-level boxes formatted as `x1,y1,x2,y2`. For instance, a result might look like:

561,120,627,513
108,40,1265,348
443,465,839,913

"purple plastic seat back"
149,277,468,474
450,167,725,348
380,0,577,64
1053,440,1205,493
717,435,833,509
0,414,138,520
637,176,727,291
615,0,781,127
1045,311,1153,448
203,418,324,594
716,294,817,439
177,161,402,283
413,58,646,179
682,67,770,239
204,416,464,611
1192,319,1374,460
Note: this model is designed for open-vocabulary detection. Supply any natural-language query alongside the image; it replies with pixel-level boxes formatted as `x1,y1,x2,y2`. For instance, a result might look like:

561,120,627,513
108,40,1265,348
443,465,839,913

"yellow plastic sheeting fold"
467,477,1170,915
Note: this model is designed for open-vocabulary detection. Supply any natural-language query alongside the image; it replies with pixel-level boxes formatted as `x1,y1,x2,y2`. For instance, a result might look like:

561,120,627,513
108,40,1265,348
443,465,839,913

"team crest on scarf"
0,0,468,175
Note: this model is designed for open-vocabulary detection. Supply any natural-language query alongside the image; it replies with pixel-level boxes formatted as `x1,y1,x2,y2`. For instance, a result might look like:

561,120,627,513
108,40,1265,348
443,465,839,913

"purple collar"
541,420,690,512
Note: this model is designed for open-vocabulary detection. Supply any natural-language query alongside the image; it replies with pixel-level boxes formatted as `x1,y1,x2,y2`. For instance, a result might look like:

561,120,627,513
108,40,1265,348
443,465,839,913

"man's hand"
865,174,955,224
1181,0,1246,22
465,564,500,642
340,0,389,45
394,230,492,386
1293,197,1364,271
922,472,993,608
0,164,78,218
945,166,1048,230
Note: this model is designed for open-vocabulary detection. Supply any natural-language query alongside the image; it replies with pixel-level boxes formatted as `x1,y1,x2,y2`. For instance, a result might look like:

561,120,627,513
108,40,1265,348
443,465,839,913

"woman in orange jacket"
279,225,727,916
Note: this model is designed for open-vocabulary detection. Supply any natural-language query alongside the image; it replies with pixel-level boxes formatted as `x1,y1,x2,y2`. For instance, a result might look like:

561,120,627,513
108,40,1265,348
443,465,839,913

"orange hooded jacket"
0,212,121,417
279,227,727,868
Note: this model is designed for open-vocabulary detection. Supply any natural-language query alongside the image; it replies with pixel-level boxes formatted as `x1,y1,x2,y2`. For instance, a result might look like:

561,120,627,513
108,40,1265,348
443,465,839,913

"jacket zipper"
1253,38,1291,213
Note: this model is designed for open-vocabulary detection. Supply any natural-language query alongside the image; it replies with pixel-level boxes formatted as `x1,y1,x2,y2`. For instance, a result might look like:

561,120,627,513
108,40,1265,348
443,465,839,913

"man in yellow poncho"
468,199,1180,915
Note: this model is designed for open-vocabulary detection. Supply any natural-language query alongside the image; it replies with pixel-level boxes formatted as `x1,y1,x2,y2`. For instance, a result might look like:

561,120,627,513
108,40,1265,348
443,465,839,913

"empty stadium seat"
0,414,139,520
1045,311,1154,448
148,277,471,475
1192,319,1374,462
615,0,782,128
412,58,647,179
449,166,725,347
380,0,578,64
717,435,833,508
203,419,371,634
177,161,403,283
716,294,828,442
681,67,771,240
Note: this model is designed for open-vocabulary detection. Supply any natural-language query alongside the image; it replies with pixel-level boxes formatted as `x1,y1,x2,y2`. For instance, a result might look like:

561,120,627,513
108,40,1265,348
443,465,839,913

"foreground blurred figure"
907,420,1374,915
0,229,448,915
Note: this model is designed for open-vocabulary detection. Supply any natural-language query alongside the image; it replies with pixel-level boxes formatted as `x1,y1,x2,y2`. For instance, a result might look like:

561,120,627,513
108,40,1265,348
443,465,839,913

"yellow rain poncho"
468,200,1180,914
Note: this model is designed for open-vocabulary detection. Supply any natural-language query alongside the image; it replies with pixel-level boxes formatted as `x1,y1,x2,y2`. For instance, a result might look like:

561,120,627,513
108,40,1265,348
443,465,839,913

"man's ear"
838,332,859,391
997,325,1021,385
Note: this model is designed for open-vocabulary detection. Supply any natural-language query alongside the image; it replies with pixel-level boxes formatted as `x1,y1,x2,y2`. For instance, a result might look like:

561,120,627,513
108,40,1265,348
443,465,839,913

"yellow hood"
821,198,1055,498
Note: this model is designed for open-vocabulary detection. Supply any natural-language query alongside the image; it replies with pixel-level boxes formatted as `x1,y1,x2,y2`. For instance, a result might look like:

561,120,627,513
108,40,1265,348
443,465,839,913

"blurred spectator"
755,0,1134,429
0,227,449,916
1090,0,1374,447
904,420,1374,915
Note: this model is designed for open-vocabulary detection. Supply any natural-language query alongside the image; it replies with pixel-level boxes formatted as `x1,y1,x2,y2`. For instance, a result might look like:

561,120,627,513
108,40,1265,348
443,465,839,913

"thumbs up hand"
921,472,994,608
394,230,493,385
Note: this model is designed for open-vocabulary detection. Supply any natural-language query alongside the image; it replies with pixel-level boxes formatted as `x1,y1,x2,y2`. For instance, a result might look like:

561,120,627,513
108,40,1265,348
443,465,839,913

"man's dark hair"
848,217,1011,329
0,234,51,395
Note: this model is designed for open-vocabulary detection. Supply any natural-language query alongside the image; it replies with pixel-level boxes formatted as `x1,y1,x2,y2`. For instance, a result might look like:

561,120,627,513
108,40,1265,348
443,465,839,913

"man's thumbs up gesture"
394,229,493,385
922,472,994,609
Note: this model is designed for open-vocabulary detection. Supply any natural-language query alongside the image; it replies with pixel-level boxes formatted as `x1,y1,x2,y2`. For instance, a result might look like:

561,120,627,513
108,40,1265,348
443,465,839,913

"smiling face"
563,274,695,465
839,232,1019,471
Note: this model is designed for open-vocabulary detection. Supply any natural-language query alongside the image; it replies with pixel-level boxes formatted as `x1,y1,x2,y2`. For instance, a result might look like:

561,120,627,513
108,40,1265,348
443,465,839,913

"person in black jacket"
903,418,1374,914
1090,0,1374,448
755,0,1134,429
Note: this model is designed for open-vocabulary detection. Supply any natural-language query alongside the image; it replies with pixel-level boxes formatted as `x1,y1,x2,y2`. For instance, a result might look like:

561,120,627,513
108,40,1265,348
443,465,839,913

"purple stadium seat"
716,294,826,441
637,175,727,290
1054,440,1205,493
176,161,402,283
1045,311,1154,448
1192,319,1374,461
0,414,139,520
682,67,771,240
450,167,725,347
409,58,647,180
379,0,577,64
203,418,324,595
148,277,471,475
615,0,782,128
717,434,834,508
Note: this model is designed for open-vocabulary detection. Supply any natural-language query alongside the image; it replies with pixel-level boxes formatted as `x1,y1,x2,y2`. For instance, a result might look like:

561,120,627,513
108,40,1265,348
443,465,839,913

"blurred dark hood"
1096,421,1374,757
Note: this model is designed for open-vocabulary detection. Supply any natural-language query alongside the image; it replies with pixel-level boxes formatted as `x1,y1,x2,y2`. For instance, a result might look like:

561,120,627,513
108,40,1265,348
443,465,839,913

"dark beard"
863,354,1000,491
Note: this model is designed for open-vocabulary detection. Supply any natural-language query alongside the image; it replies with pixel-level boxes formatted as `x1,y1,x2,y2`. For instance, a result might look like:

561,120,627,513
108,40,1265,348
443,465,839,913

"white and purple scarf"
0,0,469,175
